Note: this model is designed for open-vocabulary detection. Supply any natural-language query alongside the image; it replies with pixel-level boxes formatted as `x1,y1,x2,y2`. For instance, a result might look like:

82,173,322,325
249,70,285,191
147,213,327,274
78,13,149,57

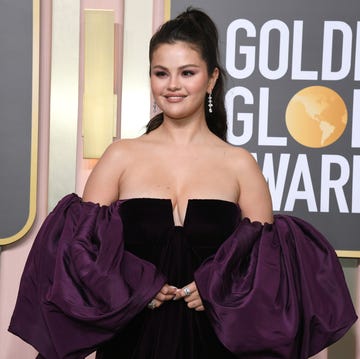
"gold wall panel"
83,10,116,158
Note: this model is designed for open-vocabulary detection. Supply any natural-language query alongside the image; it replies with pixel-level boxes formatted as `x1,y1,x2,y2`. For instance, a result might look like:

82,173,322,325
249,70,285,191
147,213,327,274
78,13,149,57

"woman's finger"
195,305,205,311
154,284,178,302
183,282,197,296
147,298,158,310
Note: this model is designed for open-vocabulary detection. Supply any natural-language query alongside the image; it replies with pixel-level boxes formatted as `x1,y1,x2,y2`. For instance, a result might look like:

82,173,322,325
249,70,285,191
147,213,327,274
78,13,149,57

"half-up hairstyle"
146,8,227,141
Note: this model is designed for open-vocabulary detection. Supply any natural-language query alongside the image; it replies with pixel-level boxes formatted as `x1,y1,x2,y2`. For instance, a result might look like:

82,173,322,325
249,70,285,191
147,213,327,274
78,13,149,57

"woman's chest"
118,157,240,204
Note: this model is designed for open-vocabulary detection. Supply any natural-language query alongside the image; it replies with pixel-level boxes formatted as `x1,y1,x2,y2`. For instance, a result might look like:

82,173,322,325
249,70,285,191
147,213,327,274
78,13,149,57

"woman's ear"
207,67,219,93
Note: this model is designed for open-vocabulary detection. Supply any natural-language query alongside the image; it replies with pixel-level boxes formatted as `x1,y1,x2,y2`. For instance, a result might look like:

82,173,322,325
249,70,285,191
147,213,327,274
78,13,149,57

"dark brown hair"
146,8,227,141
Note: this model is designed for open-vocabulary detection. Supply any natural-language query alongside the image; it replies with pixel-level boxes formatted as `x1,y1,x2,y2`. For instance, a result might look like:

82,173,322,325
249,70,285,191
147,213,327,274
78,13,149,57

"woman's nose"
167,75,180,91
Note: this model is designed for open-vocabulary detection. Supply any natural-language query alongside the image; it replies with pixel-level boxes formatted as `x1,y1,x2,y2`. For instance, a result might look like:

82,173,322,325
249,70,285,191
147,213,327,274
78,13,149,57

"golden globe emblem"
285,86,347,148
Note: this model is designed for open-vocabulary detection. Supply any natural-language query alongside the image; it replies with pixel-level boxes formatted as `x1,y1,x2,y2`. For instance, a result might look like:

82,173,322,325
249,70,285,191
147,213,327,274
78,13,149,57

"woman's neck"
157,114,211,145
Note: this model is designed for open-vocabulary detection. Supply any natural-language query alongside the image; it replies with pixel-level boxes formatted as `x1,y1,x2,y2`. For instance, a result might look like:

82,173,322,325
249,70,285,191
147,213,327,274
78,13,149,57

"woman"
9,8,357,359
87,8,272,358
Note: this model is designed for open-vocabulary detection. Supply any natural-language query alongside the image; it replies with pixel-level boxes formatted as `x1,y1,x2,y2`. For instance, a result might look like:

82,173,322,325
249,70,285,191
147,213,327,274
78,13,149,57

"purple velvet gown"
8,194,357,359
96,198,239,358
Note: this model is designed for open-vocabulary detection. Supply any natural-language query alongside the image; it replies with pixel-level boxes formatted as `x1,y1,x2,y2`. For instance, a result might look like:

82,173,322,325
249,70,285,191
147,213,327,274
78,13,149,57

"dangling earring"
208,92,213,113
153,101,157,114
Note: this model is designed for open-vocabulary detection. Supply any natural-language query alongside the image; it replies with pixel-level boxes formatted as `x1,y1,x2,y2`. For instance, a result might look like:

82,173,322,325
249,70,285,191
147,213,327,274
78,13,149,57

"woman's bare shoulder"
218,141,257,168
106,136,143,152
102,136,149,160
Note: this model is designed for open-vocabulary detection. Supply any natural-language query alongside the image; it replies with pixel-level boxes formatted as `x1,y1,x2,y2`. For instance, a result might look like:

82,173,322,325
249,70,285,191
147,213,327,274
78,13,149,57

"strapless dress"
96,198,240,358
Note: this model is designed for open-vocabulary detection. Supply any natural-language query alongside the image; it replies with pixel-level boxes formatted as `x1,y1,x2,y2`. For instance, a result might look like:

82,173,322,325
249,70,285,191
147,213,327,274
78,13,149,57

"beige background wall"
0,1,358,358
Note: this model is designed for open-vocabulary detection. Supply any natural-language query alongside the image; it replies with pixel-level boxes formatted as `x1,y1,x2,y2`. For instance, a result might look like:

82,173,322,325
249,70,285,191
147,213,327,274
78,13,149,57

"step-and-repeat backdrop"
171,0,360,256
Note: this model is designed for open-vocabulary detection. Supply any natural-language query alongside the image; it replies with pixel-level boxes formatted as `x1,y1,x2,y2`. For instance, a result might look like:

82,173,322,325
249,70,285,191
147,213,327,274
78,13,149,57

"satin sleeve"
8,194,167,359
194,215,357,359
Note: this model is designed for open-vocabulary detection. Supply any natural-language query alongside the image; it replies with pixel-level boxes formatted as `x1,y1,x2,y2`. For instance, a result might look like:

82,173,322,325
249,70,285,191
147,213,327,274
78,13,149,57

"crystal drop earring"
208,92,213,113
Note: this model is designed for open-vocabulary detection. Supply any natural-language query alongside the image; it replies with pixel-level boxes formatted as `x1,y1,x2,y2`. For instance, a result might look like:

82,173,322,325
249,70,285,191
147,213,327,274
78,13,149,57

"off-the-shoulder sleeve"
194,215,357,359
8,194,167,359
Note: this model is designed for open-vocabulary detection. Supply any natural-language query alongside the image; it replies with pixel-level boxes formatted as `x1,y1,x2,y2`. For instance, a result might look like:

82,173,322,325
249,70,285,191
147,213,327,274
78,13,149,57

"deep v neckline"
120,198,239,228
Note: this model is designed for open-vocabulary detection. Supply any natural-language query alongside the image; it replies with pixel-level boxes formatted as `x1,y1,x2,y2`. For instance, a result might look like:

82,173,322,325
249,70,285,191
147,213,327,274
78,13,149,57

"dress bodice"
119,198,240,287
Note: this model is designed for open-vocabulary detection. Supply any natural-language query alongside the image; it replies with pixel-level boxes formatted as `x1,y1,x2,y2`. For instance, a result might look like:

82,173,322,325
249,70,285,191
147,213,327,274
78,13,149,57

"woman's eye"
154,71,167,78
182,70,195,77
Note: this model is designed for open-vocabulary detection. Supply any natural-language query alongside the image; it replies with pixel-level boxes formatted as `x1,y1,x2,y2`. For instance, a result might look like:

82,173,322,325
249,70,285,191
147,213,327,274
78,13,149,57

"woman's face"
150,41,218,122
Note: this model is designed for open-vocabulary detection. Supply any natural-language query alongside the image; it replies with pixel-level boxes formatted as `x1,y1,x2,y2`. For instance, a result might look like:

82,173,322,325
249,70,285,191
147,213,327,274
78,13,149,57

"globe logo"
285,86,347,148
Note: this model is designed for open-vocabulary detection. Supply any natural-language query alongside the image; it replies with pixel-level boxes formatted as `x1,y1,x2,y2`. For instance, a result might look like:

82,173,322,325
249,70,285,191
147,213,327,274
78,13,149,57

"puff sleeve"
194,215,357,359
9,194,166,359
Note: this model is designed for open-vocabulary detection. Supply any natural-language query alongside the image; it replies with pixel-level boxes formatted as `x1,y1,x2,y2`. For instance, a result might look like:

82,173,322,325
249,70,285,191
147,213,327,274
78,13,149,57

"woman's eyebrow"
151,64,200,70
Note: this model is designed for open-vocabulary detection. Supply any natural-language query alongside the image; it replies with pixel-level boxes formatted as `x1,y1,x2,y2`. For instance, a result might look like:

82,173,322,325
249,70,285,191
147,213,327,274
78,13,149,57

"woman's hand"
174,281,205,311
147,284,178,310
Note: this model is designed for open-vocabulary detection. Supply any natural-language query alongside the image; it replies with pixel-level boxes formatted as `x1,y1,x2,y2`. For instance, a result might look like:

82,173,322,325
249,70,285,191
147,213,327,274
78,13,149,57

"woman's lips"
164,95,187,102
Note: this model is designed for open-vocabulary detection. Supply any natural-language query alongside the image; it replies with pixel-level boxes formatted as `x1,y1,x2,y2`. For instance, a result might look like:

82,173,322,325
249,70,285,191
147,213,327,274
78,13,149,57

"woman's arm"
82,141,124,205
236,148,273,224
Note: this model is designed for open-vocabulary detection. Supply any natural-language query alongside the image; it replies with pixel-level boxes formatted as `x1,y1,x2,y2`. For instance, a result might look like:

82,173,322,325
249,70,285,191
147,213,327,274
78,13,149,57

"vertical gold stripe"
164,0,171,21
29,0,40,234
83,10,115,158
